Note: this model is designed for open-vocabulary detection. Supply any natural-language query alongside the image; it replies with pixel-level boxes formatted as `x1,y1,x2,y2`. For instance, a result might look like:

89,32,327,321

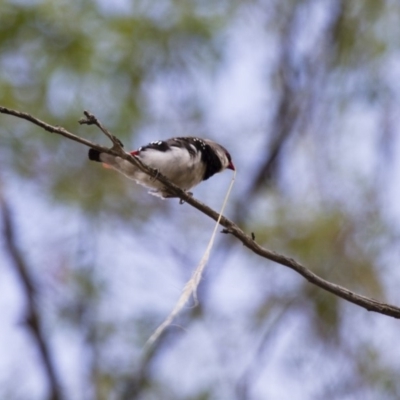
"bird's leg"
150,169,160,182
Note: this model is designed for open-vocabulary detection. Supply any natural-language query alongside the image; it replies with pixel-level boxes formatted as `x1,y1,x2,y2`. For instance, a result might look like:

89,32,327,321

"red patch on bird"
130,150,139,156
102,163,112,169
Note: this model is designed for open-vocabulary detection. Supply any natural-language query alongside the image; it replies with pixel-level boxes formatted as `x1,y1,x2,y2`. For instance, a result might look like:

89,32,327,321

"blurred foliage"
1,0,400,399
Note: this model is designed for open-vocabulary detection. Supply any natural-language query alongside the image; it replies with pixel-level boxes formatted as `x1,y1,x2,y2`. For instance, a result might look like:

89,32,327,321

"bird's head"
204,139,235,172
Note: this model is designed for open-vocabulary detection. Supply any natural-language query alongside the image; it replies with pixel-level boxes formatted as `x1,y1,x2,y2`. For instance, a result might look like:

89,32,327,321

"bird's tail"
88,149,102,162
88,149,140,180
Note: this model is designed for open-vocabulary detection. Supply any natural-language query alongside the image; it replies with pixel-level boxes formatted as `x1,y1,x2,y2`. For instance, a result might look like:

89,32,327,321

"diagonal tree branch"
1,105,400,320
0,193,62,400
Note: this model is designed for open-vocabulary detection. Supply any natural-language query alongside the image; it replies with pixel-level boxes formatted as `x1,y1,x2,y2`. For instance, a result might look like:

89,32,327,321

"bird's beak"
228,161,235,171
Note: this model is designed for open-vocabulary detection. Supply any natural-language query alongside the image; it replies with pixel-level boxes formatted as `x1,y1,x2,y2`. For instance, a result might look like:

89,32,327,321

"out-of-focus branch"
231,5,304,229
242,5,301,201
236,299,295,399
1,106,400,321
234,0,345,224
0,194,62,400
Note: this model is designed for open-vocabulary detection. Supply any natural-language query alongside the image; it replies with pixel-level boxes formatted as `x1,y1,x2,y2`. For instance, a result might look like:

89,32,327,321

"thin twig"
0,194,62,400
79,110,124,150
1,105,400,320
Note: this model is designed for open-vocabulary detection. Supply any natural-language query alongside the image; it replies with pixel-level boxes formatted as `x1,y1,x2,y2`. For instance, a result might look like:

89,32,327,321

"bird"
88,136,235,198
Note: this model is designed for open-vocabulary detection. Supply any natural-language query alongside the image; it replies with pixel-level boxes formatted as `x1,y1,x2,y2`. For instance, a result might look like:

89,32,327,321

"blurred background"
1,0,400,399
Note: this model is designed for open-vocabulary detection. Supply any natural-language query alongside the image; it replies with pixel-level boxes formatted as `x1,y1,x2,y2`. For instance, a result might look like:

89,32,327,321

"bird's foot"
179,192,193,205
150,169,160,182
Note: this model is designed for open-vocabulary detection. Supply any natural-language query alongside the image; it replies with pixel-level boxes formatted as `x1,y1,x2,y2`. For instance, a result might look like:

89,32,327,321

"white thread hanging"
146,169,237,347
